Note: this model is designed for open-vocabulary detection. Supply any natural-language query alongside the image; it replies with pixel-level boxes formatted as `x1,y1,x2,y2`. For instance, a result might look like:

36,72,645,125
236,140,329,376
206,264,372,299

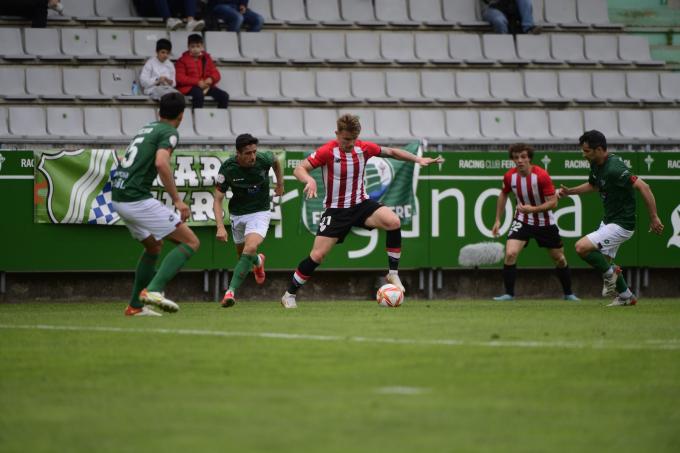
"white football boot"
602,266,621,297
125,305,162,317
281,291,298,309
606,293,637,307
386,272,405,292
139,289,180,313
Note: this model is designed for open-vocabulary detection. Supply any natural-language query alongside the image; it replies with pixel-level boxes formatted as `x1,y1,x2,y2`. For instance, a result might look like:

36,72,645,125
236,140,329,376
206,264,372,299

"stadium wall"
1,148,679,300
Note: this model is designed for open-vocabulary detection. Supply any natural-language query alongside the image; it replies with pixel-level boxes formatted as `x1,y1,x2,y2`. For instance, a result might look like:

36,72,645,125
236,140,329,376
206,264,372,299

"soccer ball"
376,284,404,308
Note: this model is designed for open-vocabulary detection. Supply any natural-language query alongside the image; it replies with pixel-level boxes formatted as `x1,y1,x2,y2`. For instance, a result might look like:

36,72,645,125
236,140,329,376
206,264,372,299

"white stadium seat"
194,109,232,139
47,107,85,138
83,107,123,138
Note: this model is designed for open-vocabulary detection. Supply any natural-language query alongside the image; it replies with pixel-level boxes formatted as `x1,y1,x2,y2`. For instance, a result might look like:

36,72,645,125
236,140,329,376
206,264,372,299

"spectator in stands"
206,0,264,32
153,0,205,31
480,0,540,35
175,34,229,110
0,0,62,28
140,39,179,101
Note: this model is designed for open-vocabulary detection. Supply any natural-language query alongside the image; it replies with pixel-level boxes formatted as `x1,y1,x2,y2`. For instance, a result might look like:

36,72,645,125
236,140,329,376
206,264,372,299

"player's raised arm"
294,159,317,199
155,148,190,221
633,178,664,235
557,182,596,198
379,147,444,167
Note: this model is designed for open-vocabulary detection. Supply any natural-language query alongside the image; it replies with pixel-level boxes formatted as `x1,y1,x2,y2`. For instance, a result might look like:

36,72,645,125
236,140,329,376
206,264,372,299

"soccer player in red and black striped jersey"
491,143,579,301
280,113,443,308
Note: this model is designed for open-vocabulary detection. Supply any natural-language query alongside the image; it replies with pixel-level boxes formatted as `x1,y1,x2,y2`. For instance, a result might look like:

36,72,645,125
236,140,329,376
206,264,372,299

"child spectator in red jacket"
175,34,229,109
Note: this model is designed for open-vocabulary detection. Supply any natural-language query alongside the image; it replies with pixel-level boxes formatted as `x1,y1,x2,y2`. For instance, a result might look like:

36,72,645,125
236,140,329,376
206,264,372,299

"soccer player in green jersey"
558,130,664,307
213,133,284,307
112,92,200,316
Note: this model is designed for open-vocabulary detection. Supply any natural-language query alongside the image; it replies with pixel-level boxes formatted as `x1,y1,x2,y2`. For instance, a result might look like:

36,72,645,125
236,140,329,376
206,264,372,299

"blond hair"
336,114,361,137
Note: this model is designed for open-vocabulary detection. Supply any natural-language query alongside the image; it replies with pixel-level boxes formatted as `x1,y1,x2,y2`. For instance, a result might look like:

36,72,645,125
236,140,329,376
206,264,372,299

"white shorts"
112,198,181,241
230,211,271,244
586,221,634,259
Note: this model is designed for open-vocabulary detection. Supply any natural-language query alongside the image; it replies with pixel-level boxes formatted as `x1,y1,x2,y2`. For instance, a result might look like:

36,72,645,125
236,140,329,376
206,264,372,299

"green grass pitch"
1,299,679,453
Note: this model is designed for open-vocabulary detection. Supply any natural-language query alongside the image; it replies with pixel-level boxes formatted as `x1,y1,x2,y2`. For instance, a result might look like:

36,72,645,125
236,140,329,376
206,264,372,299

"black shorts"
317,199,383,244
507,220,563,249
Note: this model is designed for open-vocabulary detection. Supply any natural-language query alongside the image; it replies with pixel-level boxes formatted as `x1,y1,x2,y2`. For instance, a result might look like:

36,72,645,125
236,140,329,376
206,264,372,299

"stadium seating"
0,0,676,148
1,27,666,69
3,105,677,145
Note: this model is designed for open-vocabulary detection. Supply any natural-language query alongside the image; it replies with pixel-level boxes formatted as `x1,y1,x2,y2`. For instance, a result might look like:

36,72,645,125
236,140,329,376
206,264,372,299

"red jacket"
174,50,222,95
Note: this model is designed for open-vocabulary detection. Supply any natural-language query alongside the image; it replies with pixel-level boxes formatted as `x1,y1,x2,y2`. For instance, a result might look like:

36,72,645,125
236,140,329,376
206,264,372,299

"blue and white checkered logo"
87,165,120,225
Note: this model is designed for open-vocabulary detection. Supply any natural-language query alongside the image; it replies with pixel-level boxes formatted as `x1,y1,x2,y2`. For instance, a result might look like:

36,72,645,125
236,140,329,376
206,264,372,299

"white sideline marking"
1,324,680,351
376,386,430,395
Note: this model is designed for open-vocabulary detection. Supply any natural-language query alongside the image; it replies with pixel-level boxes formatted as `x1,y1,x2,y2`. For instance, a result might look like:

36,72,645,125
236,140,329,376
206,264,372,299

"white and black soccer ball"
376,284,404,308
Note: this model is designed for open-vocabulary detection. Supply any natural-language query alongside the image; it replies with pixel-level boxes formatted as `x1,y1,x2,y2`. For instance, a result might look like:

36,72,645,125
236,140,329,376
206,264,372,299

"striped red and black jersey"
307,139,382,209
502,165,556,226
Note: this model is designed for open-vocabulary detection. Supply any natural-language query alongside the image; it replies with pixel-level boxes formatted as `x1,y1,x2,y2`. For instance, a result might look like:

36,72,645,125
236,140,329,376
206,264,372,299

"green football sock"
583,251,611,274
228,254,257,293
615,273,629,293
130,252,158,308
147,243,195,292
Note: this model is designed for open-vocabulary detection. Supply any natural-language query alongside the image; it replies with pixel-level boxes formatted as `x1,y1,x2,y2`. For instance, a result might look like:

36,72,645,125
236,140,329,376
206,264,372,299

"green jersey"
588,153,637,230
216,151,274,216
112,121,179,202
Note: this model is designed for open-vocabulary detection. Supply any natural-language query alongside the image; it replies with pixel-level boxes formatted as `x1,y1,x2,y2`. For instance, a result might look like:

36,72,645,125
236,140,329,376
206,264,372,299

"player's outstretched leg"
581,249,620,297
221,253,258,307
557,266,580,301
125,250,160,316
141,224,200,313
282,256,320,309
493,265,516,301
494,239,523,301
607,271,637,307
548,248,579,301
252,253,266,285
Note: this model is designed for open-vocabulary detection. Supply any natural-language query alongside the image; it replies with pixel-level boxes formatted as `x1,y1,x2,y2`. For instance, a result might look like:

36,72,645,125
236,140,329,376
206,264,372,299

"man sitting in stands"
481,0,540,35
205,0,264,32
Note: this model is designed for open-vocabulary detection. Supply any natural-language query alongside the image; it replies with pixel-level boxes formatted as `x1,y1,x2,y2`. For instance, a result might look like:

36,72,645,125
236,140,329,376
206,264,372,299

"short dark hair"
235,133,259,152
579,130,607,150
159,92,186,120
156,38,171,53
188,33,203,46
508,143,534,160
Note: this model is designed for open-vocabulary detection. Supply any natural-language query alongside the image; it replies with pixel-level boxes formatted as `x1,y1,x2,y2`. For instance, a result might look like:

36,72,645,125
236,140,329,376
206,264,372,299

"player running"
492,143,579,301
213,133,283,307
112,92,200,317
558,130,664,307
280,113,443,308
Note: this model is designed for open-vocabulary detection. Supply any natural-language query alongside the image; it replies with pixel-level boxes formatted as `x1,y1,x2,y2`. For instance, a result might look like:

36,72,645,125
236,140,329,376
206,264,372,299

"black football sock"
386,228,402,271
502,264,517,296
555,265,573,295
288,256,320,294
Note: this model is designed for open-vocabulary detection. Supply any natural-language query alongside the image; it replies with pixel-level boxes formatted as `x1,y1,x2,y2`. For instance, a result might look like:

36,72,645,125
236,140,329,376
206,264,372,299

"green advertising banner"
33,149,285,226
422,150,638,268
635,151,680,267
2,148,678,272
